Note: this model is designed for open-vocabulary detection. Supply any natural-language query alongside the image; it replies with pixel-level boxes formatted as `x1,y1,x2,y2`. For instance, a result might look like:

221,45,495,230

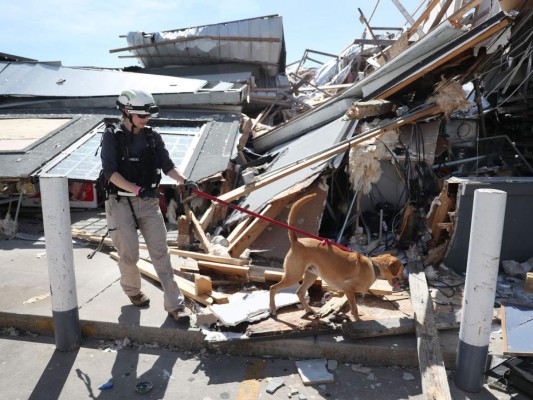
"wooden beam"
227,196,292,258
109,252,213,306
427,182,455,247
448,0,484,25
226,217,251,243
408,255,452,400
194,274,212,296
406,0,442,37
392,0,426,38
429,0,454,31
187,207,211,253
167,247,248,266
197,260,250,277
199,104,442,224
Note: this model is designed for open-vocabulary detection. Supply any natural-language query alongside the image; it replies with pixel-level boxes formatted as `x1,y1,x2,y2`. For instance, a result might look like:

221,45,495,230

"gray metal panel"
227,117,351,224
252,98,353,152
185,116,241,182
126,16,284,76
443,177,533,273
0,62,207,97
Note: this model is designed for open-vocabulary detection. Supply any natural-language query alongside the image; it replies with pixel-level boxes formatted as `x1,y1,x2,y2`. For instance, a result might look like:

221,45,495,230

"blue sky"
2,0,422,68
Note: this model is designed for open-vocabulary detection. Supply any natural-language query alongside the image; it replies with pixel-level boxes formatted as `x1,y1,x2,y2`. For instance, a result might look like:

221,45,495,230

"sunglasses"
136,114,151,119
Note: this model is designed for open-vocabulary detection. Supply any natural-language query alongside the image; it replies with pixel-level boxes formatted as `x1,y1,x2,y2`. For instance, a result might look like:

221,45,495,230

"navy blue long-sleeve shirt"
100,123,175,184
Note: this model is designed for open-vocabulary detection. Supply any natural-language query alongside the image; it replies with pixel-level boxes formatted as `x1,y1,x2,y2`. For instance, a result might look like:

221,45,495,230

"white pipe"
40,175,81,351
454,188,507,392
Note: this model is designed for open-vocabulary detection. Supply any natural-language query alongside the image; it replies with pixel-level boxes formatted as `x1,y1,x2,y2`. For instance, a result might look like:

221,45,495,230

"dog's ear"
389,259,402,276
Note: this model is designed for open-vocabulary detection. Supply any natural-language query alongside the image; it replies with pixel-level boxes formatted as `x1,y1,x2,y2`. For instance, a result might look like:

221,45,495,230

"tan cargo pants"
105,195,184,311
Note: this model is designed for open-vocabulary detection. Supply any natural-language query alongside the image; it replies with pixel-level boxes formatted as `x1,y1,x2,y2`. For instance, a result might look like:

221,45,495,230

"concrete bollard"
40,175,81,351
454,188,507,392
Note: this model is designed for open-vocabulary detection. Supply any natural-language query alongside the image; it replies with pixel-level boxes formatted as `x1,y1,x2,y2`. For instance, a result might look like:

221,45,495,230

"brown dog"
269,194,405,320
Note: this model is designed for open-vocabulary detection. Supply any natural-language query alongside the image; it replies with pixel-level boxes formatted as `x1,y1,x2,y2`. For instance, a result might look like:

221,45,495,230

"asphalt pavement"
0,210,528,399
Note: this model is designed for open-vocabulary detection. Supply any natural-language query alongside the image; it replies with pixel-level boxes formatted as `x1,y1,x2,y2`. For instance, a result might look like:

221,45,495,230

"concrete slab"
295,359,334,385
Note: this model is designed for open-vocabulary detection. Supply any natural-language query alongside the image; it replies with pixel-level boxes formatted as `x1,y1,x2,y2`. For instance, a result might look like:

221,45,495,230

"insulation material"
347,125,399,194
428,77,473,118
0,213,17,239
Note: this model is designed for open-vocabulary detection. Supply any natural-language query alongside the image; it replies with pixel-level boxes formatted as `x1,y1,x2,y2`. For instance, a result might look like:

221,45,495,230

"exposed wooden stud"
448,0,483,25
227,217,252,244
227,196,292,258
406,0,442,37
429,0,454,31
187,207,211,253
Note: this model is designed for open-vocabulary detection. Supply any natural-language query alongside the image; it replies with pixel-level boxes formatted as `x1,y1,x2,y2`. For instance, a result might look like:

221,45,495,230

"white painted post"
40,175,81,351
455,188,507,392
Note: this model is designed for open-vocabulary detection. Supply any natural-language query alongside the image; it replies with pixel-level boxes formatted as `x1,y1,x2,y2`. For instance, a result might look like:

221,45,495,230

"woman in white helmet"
100,89,198,321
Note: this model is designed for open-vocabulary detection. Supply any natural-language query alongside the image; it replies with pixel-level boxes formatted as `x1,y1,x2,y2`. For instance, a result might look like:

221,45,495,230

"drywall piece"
266,377,285,394
502,303,533,356
209,286,300,326
295,359,334,385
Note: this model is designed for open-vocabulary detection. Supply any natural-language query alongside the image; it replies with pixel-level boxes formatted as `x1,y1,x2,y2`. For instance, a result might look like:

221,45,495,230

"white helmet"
116,89,159,115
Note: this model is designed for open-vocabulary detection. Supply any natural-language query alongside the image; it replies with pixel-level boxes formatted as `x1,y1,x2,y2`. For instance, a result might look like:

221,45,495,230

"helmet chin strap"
126,111,137,130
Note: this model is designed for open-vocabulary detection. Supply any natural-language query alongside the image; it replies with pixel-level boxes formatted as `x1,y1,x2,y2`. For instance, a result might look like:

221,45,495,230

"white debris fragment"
403,372,416,381
266,377,284,394
22,293,50,304
327,360,338,371
351,364,372,374
366,373,376,381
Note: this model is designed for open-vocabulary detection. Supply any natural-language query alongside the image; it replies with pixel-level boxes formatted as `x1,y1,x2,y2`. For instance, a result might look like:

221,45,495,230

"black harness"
89,123,162,259
97,123,161,199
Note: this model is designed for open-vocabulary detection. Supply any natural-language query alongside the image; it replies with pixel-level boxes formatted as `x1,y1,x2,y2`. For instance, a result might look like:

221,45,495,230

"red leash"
191,188,353,252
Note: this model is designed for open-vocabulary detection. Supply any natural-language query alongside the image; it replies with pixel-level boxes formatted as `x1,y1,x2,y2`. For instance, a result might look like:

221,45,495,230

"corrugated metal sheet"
123,15,284,77
0,62,207,97
0,62,246,109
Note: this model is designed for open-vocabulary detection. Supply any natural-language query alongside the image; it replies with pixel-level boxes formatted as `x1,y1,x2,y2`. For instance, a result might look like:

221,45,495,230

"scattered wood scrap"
109,251,232,306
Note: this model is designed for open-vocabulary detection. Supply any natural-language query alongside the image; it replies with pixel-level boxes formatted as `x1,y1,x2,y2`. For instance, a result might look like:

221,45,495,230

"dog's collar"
370,259,380,277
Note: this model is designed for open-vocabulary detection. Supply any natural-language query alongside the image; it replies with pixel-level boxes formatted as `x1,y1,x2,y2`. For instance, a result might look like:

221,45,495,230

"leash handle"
191,188,352,252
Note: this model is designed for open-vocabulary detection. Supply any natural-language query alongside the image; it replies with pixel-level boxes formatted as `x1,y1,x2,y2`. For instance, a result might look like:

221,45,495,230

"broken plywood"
209,287,300,326
502,303,533,356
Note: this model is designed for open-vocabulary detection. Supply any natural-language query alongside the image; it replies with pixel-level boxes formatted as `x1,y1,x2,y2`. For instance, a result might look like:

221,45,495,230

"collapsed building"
1,1,533,395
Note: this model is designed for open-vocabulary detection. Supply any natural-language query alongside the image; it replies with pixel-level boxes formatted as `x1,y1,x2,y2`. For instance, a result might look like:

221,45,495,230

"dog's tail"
288,194,317,243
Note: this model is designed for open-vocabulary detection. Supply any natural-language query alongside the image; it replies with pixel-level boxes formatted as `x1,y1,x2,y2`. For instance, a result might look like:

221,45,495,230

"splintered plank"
408,257,452,400
167,247,248,266
245,306,334,337
342,312,461,339
187,207,211,253
194,274,212,296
